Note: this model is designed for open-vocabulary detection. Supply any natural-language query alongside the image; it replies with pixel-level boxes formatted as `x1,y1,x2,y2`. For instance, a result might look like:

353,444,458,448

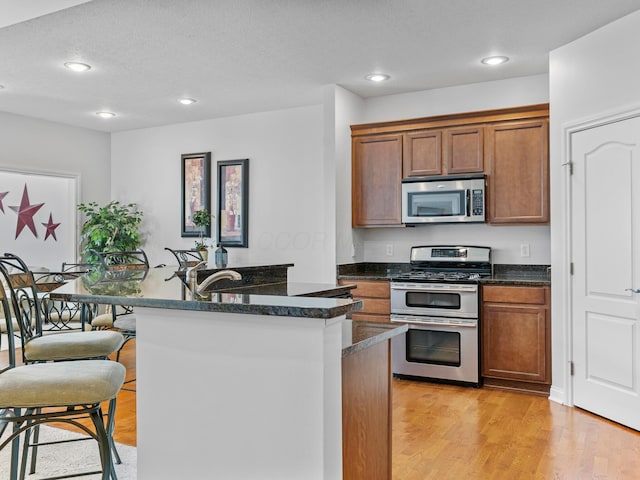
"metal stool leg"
89,406,114,480
106,397,122,466
24,412,40,476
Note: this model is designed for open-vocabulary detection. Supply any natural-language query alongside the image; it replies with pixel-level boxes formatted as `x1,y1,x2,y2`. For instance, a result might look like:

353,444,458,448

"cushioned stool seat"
23,330,124,362
0,360,125,408
91,312,114,329
113,314,136,332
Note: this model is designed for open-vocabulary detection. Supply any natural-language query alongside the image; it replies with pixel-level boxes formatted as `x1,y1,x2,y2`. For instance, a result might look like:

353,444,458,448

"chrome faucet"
186,261,242,295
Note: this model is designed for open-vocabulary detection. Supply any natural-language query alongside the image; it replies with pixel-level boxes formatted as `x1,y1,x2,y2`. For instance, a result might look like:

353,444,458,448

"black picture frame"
181,152,211,238
216,159,249,247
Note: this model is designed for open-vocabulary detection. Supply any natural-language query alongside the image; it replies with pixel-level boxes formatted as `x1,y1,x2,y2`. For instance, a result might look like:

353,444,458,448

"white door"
571,115,640,430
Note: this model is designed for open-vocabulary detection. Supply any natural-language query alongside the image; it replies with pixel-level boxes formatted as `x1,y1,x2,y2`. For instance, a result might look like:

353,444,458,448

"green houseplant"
192,209,211,258
78,200,144,264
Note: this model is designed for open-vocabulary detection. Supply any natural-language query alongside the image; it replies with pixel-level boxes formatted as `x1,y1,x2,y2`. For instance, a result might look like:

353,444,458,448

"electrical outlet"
386,244,394,256
520,243,530,257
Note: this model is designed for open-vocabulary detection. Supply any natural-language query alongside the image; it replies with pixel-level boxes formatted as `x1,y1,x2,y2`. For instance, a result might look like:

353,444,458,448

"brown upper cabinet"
403,129,443,176
485,119,549,224
352,133,403,227
351,104,549,227
445,125,484,174
403,125,484,177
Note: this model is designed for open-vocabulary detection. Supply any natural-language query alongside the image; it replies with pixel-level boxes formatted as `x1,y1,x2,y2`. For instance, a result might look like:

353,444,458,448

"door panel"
586,312,634,389
571,116,640,430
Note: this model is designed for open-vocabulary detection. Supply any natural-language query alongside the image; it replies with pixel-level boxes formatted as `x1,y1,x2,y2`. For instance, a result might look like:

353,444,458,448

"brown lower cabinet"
481,285,551,395
342,339,391,480
338,279,390,323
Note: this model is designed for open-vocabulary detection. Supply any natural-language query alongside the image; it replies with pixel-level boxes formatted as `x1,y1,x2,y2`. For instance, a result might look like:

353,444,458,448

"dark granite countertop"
337,262,409,281
484,264,551,286
337,262,551,286
341,320,407,357
215,281,356,298
50,266,362,320
175,263,294,288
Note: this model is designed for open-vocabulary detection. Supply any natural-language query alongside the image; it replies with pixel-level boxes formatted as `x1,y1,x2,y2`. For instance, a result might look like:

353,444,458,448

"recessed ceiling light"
96,111,116,118
481,56,509,66
64,62,92,72
365,73,390,82
179,98,197,105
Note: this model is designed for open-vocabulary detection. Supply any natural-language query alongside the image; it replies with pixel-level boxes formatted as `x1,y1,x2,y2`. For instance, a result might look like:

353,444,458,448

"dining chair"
0,264,126,480
0,253,125,477
164,247,204,268
36,263,93,331
89,249,150,393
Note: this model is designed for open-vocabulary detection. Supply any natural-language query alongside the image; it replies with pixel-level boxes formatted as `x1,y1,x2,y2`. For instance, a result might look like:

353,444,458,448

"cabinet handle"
625,288,640,294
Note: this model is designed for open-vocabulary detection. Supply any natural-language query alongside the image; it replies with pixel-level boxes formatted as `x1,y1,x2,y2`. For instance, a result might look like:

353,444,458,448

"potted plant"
192,209,211,261
78,200,143,264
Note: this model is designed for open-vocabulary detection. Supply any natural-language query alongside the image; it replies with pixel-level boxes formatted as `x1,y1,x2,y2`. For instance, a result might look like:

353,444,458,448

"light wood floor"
43,341,640,478
392,379,640,479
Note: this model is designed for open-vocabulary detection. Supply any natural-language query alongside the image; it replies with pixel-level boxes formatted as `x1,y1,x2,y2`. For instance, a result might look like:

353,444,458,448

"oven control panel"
411,245,491,263
432,248,467,258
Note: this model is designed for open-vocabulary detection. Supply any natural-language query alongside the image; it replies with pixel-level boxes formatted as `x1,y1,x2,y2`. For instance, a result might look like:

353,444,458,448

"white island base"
135,307,345,480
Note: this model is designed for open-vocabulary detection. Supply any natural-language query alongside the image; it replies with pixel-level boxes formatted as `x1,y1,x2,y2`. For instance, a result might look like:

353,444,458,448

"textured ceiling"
1,0,640,132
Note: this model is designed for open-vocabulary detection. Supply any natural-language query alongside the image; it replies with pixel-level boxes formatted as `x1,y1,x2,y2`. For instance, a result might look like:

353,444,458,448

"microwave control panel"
471,189,484,216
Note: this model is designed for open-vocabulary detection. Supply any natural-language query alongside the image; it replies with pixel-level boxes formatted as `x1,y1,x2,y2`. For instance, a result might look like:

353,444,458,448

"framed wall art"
0,168,78,270
181,152,211,238
216,158,248,247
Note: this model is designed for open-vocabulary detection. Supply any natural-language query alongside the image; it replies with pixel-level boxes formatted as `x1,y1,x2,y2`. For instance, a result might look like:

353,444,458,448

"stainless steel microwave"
401,174,486,224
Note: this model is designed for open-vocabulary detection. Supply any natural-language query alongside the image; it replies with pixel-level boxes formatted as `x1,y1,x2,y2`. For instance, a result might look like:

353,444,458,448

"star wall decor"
9,184,45,239
0,191,8,213
42,212,61,241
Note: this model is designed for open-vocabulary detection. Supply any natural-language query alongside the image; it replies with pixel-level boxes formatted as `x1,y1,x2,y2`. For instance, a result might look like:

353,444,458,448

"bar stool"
0,253,125,478
0,279,126,480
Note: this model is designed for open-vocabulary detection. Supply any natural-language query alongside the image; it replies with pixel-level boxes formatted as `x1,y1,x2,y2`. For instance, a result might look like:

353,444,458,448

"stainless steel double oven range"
390,245,491,387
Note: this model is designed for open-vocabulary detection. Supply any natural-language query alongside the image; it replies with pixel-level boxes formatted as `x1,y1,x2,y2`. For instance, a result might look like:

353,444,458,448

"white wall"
340,74,551,265
333,86,365,265
359,224,550,266
0,111,110,266
364,74,550,123
111,105,330,282
549,9,640,403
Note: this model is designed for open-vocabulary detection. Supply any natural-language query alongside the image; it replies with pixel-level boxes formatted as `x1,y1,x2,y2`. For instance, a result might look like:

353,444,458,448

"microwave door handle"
465,189,471,217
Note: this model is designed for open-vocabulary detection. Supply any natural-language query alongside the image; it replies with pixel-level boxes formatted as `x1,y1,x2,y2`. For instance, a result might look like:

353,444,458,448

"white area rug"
0,424,136,479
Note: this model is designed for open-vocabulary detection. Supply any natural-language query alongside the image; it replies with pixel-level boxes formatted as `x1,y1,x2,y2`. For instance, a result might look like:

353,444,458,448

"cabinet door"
352,134,403,227
444,126,484,174
486,119,549,224
482,288,550,384
403,129,443,177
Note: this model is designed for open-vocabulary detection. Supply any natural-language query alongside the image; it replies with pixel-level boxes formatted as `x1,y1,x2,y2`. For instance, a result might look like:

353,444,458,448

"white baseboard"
548,385,567,405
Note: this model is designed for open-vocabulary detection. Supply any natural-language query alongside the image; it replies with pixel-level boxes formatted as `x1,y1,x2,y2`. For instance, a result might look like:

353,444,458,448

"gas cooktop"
391,245,492,283
392,271,487,282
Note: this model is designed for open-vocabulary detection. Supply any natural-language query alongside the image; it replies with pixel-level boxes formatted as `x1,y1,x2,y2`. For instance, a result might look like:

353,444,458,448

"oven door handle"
390,283,478,293
391,315,477,328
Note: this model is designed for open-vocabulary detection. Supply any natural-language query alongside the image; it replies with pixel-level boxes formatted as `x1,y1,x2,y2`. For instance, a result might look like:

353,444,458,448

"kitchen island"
51,266,405,480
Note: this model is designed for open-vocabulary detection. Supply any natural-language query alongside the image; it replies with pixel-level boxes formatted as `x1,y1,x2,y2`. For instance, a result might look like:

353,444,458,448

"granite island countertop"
341,320,407,357
51,266,362,320
214,281,356,298
49,266,402,356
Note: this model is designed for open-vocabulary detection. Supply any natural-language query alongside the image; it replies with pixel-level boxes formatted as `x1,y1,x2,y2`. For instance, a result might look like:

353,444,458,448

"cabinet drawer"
355,298,390,315
351,312,390,323
483,286,547,305
341,280,390,299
